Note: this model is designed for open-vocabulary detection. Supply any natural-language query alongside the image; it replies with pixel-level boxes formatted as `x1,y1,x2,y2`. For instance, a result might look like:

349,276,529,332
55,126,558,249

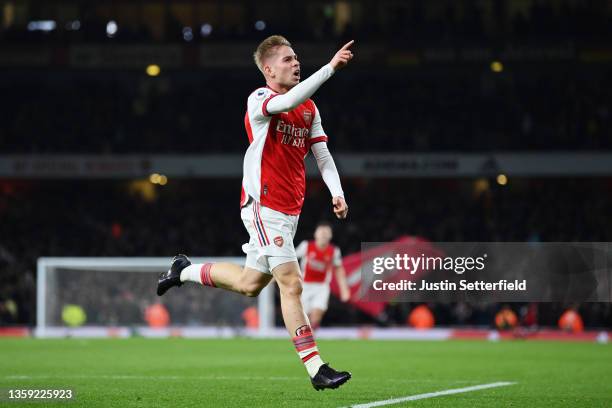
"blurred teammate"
157,35,353,390
295,221,350,330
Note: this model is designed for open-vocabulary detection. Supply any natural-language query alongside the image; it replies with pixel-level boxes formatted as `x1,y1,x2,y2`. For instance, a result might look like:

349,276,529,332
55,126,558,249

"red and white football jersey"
295,240,342,283
241,87,328,215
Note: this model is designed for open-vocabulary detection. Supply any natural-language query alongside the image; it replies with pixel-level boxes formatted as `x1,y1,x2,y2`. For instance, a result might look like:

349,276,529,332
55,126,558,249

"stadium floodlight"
200,23,213,37
254,20,266,31
490,60,504,73
36,257,275,338
106,20,118,37
27,20,56,32
65,20,80,31
182,27,193,41
146,64,161,77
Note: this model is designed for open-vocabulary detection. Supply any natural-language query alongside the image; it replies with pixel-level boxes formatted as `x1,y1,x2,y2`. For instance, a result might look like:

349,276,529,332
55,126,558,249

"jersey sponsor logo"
303,109,312,124
276,120,309,148
255,89,266,100
281,134,306,148
274,236,284,247
307,257,327,271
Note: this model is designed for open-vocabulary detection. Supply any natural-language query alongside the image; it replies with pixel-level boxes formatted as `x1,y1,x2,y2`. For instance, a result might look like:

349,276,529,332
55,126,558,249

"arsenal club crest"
303,109,312,125
274,236,284,247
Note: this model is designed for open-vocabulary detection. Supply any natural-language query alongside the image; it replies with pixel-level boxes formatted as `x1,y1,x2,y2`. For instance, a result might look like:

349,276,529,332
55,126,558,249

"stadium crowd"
1,65,610,154
1,178,610,328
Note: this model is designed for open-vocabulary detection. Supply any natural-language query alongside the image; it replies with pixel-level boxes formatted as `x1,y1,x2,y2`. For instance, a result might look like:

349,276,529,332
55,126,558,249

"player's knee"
279,278,303,298
242,282,265,297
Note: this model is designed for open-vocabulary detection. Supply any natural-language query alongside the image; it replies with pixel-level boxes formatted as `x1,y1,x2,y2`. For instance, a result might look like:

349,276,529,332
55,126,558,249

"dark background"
1,0,611,329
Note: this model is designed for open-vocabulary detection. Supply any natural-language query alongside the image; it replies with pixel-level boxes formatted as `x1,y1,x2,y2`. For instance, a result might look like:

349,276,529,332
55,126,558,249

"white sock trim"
180,264,203,283
305,355,324,378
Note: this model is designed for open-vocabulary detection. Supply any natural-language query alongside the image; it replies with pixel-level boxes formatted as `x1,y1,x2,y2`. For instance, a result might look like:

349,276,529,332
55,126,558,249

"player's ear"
263,64,274,78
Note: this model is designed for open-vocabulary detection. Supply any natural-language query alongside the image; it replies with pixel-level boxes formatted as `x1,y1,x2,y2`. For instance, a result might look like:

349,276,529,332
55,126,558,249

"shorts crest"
274,236,284,247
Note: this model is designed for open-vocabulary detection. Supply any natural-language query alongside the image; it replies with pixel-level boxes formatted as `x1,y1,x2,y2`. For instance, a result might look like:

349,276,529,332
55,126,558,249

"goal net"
36,257,275,338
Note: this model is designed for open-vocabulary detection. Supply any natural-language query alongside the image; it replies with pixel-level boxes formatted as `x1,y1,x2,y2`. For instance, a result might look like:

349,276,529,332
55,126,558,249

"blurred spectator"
1,178,611,328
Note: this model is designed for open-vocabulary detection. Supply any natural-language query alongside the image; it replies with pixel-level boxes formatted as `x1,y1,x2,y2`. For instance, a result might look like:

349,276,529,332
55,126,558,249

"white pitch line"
3,375,302,381
344,381,516,408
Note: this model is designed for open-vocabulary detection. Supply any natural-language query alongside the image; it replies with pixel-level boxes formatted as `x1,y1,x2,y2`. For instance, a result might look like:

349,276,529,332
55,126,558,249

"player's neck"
266,82,291,94
315,241,329,249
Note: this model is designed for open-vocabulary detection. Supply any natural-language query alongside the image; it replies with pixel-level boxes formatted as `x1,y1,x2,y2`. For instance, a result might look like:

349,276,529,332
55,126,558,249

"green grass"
0,338,610,407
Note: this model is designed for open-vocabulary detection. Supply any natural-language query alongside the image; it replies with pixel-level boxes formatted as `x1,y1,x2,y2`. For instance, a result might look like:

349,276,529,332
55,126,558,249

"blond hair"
253,35,292,73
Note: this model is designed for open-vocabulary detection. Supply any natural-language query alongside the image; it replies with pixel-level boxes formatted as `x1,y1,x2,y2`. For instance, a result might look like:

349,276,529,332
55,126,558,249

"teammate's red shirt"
295,240,342,283
241,87,327,215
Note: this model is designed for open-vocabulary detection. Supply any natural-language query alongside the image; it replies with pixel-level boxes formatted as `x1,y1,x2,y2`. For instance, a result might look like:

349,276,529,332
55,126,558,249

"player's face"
314,226,332,245
267,46,300,89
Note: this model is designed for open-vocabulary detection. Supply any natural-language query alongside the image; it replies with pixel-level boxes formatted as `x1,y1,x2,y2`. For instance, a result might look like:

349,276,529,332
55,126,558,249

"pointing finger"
340,40,354,51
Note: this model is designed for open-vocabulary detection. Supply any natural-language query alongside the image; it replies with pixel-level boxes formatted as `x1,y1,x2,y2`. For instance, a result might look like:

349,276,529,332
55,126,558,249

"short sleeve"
247,88,277,122
295,240,308,259
333,247,342,266
309,104,328,146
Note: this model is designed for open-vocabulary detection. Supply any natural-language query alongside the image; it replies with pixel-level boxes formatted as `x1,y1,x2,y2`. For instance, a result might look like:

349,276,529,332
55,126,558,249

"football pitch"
1,338,610,407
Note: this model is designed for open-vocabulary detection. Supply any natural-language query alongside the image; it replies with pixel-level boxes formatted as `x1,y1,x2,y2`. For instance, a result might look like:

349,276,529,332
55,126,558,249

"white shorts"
241,199,299,274
302,282,331,314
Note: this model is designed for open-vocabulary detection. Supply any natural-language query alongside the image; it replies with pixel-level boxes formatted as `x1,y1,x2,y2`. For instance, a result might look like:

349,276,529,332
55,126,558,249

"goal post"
36,257,275,338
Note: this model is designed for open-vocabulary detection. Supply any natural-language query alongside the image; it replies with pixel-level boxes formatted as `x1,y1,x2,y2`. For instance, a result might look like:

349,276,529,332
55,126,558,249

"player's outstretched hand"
330,40,354,71
333,196,348,219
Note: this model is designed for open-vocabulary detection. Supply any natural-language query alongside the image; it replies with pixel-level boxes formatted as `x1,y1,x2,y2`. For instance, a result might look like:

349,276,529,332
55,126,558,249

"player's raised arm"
328,40,355,71
265,40,355,115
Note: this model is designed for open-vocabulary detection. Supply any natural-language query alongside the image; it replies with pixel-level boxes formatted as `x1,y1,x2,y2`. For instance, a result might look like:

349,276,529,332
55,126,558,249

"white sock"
180,264,203,283
301,348,324,378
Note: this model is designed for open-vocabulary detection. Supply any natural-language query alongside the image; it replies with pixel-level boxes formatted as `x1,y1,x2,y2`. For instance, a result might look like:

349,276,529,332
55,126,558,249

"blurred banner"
3,153,612,178
359,242,612,302
71,45,183,68
3,44,610,68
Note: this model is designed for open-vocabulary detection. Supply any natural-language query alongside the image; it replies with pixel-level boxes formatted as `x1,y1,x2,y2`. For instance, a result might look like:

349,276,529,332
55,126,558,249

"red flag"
330,236,443,318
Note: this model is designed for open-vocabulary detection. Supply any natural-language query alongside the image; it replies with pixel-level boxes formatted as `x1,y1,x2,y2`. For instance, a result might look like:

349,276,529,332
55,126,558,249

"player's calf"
170,260,273,298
